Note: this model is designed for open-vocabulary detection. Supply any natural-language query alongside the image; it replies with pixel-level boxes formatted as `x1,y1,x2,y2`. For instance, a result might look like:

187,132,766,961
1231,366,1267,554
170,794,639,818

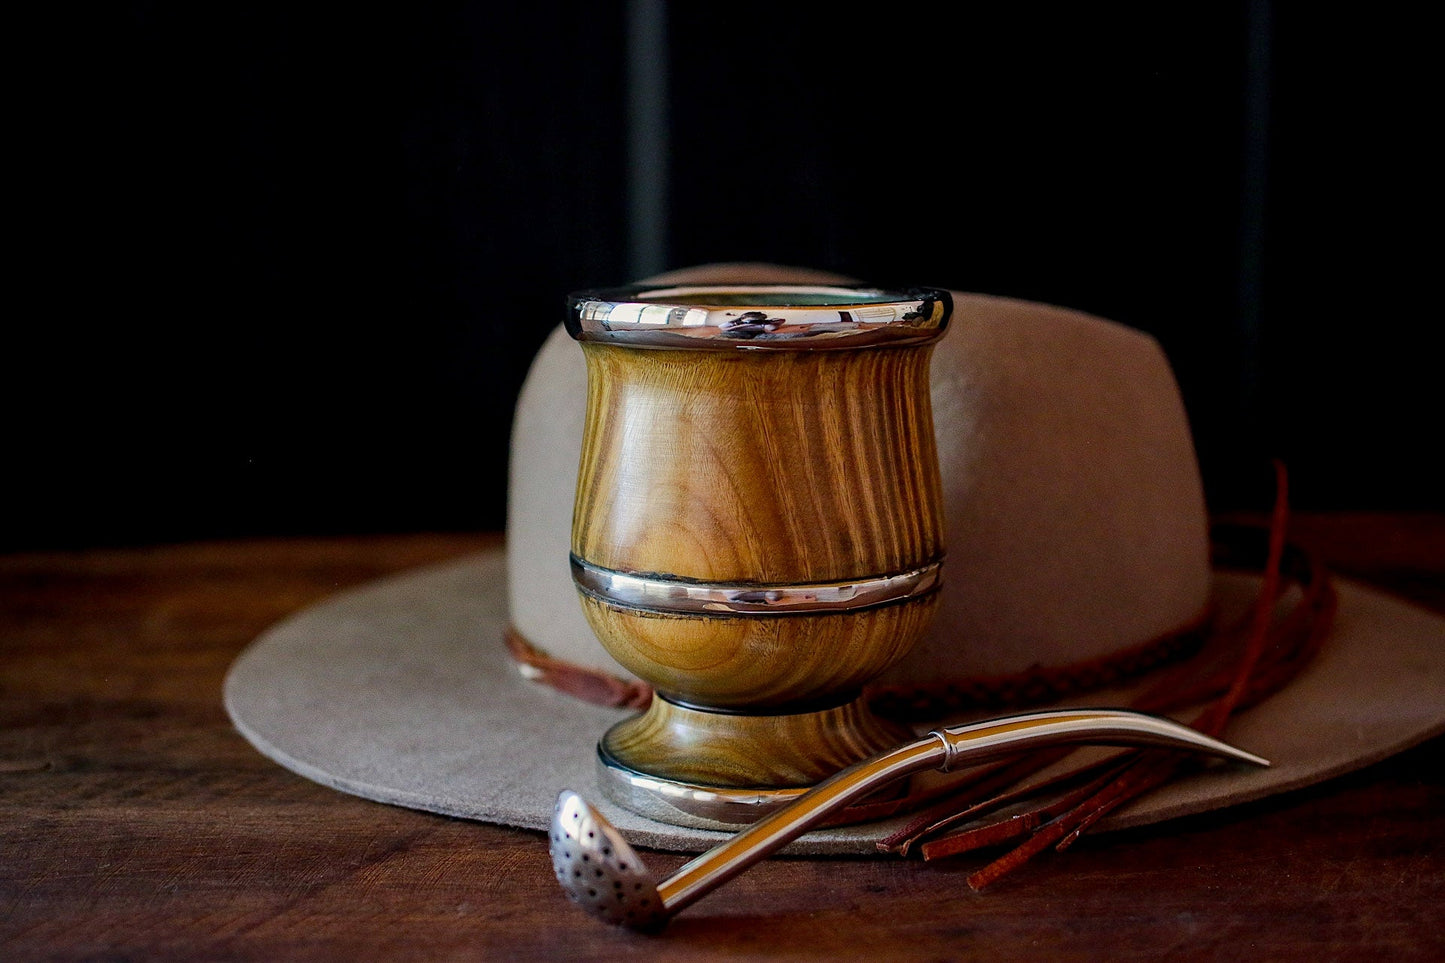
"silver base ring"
595,740,810,831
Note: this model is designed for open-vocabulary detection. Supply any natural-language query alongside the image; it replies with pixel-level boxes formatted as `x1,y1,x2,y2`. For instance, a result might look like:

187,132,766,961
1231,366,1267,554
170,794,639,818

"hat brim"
224,548,1445,855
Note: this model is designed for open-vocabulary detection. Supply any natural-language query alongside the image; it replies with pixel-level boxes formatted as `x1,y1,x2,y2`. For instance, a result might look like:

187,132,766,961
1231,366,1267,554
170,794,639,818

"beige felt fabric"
893,292,1210,683
507,284,1209,683
225,549,1445,855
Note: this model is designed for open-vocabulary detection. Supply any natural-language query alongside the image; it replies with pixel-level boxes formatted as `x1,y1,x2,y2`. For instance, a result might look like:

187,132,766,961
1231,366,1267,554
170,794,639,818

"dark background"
7,4,1439,551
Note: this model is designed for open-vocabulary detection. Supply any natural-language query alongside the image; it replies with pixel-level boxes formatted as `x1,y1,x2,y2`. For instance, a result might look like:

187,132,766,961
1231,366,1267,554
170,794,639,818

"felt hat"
225,264,1445,859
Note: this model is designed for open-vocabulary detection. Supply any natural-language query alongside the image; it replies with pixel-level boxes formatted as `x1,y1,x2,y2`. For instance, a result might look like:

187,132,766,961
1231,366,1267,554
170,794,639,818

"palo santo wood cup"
564,284,952,827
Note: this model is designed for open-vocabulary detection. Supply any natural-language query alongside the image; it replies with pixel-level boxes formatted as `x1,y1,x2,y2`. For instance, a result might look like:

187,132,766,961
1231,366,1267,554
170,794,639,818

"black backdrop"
8,4,1439,550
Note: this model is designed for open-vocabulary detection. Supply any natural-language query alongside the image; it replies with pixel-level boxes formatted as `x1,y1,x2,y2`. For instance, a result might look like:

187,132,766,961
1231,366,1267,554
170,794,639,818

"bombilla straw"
550,708,1269,928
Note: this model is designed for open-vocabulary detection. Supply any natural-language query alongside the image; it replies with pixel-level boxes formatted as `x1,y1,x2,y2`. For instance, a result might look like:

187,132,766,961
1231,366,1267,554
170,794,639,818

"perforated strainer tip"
550,790,667,930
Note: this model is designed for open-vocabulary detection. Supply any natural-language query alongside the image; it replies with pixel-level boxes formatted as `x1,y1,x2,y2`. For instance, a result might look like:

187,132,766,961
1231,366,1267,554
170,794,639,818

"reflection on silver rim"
566,283,951,350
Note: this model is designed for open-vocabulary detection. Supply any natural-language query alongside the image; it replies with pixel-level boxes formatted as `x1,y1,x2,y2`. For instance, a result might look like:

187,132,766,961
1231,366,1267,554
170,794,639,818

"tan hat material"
225,264,1445,864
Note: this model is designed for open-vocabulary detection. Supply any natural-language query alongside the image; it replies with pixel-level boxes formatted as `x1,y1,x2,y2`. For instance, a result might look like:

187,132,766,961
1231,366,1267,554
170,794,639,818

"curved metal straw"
549,708,1269,929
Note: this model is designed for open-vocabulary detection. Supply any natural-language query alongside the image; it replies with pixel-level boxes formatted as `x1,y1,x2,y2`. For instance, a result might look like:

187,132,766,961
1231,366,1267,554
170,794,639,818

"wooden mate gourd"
564,283,950,826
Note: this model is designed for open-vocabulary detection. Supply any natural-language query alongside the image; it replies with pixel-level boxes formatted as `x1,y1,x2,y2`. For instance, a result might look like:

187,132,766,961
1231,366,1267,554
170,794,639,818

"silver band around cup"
570,555,944,616
565,284,951,350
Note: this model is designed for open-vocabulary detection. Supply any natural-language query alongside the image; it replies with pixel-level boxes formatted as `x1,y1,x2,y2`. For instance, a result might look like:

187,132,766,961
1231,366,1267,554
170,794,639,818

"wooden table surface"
3,514,1443,961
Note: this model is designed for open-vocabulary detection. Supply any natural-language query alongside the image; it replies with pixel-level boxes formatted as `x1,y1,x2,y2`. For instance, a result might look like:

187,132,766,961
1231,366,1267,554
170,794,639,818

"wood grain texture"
601,694,915,788
572,342,944,584
577,594,937,710
2,518,1443,961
